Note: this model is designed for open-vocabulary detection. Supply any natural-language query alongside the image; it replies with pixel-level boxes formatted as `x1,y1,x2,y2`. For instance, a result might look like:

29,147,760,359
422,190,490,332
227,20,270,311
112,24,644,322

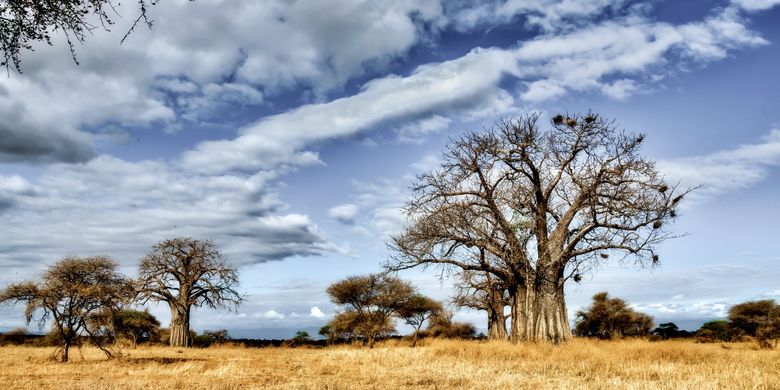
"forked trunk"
169,304,191,347
486,289,508,340
509,276,571,343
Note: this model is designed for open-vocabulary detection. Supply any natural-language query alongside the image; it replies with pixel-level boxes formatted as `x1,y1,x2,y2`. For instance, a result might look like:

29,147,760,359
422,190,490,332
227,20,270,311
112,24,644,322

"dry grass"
1,339,778,389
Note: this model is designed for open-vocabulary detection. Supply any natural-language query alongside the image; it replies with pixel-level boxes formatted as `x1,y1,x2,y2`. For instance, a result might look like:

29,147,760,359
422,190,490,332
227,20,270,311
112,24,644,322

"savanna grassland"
2,339,778,389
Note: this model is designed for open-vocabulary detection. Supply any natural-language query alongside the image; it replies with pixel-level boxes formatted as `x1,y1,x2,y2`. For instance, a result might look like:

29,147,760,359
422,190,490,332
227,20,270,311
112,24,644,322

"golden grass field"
1,339,778,389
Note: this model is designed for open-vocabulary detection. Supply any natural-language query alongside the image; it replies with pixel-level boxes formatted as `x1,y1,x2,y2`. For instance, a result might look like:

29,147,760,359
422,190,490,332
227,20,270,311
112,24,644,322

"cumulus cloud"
309,307,325,318
328,204,359,225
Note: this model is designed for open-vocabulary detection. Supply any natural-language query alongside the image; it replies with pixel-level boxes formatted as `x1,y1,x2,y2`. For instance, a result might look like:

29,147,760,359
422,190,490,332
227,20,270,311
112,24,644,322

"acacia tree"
389,113,689,343
729,300,780,349
137,237,242,347
397,294,442,347
90,309,161,347
452,266,509,340
326,273,415,348
0,0,176,71
574,292,653,339
0,256,134,362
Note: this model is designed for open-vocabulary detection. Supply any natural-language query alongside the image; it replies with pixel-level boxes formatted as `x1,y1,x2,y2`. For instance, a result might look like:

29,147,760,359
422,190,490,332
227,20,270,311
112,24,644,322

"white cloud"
182,47,518,174
0,155,339,275
447,0,634,33
731,0,780,11
396,115,453,143
328,204,359,225
256,310,286,320
658,129,780,202
309,307,325,318
1,0,445,163
764,289,780,297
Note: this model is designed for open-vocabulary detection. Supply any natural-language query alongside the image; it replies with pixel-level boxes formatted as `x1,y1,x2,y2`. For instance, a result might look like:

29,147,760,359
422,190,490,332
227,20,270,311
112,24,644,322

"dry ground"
1,339,778,389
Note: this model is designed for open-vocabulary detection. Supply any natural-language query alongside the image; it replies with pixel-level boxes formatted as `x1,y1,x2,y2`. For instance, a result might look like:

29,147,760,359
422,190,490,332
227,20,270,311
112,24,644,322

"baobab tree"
389,113,690,343
137,237,242,347
452,268,509,340
0,256,134,362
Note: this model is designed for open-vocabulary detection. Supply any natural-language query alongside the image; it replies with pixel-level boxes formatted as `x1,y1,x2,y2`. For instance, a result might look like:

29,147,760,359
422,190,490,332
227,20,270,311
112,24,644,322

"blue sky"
2,0,780,337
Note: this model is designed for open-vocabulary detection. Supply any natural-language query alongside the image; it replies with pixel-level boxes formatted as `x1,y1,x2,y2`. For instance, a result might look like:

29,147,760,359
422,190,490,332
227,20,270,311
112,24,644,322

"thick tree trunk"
486,289,508,340
509,277,571,343
169,304,191,347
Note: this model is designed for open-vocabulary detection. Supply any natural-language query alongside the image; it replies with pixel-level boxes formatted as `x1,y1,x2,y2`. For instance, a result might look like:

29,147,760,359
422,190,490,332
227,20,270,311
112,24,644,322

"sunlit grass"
1,339,778,389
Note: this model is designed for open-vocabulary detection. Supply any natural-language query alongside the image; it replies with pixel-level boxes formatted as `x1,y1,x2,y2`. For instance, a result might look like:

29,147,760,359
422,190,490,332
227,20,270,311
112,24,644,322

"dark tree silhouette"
397,294,442,347
137,237,242,347
389,112,691,343
0,256,134,361
574,292,653,339
326,273,415,348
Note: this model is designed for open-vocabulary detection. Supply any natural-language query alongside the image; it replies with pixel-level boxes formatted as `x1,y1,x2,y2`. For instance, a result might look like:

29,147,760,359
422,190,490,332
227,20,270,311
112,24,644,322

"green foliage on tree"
728,300,780,349
695,320,738,343
574,292,654,339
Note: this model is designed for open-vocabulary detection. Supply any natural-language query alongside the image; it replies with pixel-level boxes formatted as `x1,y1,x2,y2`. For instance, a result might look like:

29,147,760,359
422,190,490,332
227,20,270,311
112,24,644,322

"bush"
695,320,739,343
574,292,654,339
424,310,476,339
728,300,780,349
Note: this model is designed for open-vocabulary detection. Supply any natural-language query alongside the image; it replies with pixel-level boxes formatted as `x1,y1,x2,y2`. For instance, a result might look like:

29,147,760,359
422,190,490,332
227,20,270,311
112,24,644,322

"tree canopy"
326,273,416,347
0,256,134,361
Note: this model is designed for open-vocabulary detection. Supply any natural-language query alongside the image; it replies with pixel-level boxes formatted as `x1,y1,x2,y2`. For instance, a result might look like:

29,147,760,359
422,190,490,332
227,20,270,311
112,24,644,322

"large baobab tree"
137,237,242,347
0,256,134,362
389,113,690,343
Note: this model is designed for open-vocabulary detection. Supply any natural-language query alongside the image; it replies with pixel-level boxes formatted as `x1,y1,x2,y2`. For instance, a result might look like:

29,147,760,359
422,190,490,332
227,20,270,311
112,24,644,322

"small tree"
696,320,738,343
90,309,161,347
425,310,476,339
651,322,692,340
137,237,243,347
397,294,443,347
0,256,134,362
574,292,653,339
326,273,415,347
729,300,780,349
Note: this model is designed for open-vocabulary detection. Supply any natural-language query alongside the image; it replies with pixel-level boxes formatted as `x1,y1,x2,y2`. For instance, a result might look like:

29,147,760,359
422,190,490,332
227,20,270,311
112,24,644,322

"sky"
1,0,780,338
